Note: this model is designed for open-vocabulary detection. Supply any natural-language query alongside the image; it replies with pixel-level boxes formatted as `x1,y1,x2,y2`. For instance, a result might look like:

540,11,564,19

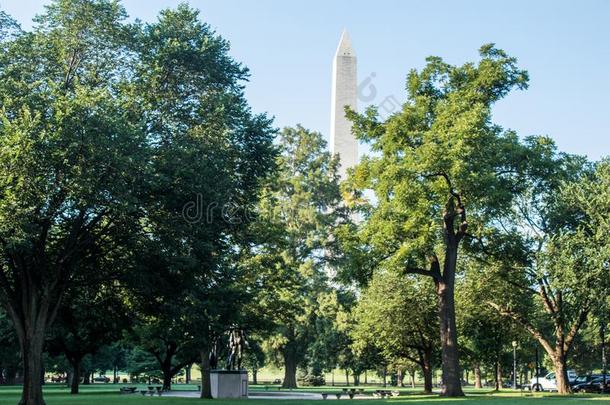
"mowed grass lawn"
0,385,609,405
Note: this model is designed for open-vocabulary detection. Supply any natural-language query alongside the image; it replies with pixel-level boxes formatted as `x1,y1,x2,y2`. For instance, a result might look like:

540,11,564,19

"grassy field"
0,385,608,405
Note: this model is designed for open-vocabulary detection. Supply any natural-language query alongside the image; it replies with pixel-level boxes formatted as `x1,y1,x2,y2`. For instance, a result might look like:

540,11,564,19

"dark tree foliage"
0,1,274,404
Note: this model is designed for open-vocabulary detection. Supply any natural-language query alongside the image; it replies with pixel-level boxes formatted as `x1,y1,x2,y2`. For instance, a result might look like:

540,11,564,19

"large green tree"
346,45,532,396
490,158,610,393
352,271,438,392
0,2,275,403
127,4,275,396
457,261,531,390
250,125,344,388
0,2,146,404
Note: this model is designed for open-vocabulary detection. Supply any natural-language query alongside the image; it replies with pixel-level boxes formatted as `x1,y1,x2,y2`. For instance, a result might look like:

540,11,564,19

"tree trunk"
382,367,387,387
70,362,80,394
252,367,258,385
19,329,46,405
345,369,349,386
436,262,464,397
162,369,172,392
364,370,367,384
281,346,297,389
553,355,570,394
474,363,482,389
200,349,212,399
417,347,434,393
422,351,434,394
495,360,502,391
410,370,416,388
185,364,191,384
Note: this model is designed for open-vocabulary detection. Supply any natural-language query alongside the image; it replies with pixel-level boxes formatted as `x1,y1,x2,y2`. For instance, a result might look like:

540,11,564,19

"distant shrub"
298,374,325,386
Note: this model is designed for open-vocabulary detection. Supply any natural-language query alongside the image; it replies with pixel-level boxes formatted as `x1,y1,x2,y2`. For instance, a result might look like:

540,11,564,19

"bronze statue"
209,339,218,369
225,328,248,370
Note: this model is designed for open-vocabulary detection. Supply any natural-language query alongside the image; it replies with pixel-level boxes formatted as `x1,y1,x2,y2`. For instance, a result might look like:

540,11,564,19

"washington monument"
330,30,358,180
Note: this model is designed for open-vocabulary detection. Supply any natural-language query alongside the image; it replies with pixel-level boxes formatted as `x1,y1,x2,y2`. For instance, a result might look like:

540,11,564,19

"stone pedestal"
210,370,248,399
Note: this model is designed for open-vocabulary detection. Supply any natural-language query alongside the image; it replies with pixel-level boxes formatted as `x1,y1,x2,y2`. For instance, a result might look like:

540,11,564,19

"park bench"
119,387,137,394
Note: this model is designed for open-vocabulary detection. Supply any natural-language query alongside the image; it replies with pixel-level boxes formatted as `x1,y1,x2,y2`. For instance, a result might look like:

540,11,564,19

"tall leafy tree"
0,2,146,403
126,3,275,396
250,125,344,388
0,2,275,404
457,261,531,390
346,45,531,396
490,159,610,393
352,271,438,392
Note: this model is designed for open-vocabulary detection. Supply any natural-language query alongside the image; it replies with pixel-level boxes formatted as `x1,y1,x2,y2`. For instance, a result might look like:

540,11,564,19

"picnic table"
320,392,344,399
372,389,400,398
119,387,137,394
320,388,363,400
140,386,163,396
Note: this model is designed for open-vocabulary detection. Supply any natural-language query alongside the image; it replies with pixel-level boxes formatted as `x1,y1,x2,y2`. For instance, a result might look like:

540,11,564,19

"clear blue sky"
3,0,609,160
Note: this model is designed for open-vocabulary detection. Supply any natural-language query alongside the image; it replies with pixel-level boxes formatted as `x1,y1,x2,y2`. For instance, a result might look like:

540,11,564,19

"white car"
529,370,577,391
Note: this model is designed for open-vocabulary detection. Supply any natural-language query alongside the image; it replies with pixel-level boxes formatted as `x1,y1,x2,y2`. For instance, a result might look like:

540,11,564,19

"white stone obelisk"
330,29,358,180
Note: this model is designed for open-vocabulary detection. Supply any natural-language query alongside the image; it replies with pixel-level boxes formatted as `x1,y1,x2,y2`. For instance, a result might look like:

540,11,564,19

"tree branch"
488,301,555,356
564,305,590,354
404,256,442,282
537,278,558,319
426,171,467,240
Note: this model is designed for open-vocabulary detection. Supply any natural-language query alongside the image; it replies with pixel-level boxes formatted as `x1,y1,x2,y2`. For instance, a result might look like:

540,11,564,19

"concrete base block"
210,370,248,399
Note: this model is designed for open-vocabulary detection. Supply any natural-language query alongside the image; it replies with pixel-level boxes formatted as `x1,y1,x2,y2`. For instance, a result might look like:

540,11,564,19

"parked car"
528,370,578,391
49,375,66,383
571,374,599,387
93,376,110,383
573,375,609,393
